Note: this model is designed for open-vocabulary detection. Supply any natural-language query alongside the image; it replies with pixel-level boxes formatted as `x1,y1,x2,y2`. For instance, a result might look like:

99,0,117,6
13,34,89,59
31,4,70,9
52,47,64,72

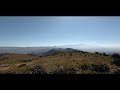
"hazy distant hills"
40,48,84,56
0,47,85,56
0,47,54,54
56,44,120,54
0,44,120,54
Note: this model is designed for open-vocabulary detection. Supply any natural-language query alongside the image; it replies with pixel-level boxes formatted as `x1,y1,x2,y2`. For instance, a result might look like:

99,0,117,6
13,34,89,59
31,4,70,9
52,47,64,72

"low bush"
112,53,120,59
0,57,8,60
90,64,109,72
31,65,47,74
81,65,91,70
0,54,4,57
112,59,120,67
80,64,110,73
19,59,32,62
52,67,76,74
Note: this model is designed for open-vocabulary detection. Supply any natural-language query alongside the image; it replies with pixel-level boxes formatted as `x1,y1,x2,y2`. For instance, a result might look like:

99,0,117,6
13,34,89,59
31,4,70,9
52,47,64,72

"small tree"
103,52,107,56
112,53,120,59
112,59,120,67
69,53,72,56
95,52,99,54
52,67,76,74
99,53,102,55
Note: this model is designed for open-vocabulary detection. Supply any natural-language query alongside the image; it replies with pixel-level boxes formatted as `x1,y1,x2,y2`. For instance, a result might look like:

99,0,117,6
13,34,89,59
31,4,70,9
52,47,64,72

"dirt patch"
0,64,9,67
0,64,10,71
16,63,26,67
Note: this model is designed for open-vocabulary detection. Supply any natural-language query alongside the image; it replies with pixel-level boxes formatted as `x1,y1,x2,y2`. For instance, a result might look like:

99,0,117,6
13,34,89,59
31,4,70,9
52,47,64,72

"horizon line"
0,43,120,48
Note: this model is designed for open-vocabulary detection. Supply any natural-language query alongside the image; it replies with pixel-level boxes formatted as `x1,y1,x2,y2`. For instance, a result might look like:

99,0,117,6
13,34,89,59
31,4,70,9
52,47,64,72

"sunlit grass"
0,52,118,74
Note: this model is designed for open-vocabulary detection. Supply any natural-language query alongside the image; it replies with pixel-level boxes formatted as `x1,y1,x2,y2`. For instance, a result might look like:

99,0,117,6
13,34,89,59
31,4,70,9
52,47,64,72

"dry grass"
0,52,118,74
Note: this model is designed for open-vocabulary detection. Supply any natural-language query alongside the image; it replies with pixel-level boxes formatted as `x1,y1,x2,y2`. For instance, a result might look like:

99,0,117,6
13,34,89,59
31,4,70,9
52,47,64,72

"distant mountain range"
56,44,120,54
0,44,120,55
0,47,54,54
39,48,84,56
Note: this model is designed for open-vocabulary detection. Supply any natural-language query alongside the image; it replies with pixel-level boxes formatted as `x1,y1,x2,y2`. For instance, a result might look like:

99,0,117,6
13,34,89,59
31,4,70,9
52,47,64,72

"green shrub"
0,54,4,57
80,64,110,73
19,59,32,62
52,67,76,74
112,59,120,67
95,52,99,54
90,64,109,72
31,65,47,74
81,65,90,70
112,53,120,59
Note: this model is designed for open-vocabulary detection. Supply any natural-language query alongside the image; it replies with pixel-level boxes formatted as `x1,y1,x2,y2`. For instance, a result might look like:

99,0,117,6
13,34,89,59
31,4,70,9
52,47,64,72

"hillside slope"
0,51,119,74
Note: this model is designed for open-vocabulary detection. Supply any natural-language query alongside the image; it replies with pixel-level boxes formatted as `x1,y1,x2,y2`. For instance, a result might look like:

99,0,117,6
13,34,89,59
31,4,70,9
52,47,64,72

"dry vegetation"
0,52,119,74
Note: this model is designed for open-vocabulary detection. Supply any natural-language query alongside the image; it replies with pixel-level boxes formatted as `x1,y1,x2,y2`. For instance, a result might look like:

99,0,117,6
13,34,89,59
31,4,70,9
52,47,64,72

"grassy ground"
0,52,119,74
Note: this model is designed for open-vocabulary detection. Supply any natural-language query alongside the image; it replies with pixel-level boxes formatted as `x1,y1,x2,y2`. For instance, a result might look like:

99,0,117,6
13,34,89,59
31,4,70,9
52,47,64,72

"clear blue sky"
0,16,120,47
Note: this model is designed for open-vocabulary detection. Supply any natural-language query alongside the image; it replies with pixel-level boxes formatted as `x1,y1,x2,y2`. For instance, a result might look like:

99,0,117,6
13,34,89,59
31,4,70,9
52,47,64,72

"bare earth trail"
0,61,34,71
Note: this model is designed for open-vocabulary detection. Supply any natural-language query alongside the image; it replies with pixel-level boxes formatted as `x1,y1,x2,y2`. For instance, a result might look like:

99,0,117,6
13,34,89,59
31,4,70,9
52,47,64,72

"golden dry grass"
0,52,118,74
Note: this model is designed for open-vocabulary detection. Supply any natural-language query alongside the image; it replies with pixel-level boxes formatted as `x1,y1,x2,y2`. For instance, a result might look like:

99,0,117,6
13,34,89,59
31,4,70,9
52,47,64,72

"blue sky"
0,16,120,47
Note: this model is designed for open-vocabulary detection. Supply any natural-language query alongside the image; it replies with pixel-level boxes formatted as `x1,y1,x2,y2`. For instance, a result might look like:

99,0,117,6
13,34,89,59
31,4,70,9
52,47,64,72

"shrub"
0,57,8,60
81,65,90,70
102,52,108,56
112,59,120,67
112,53,120,59
19,59,32,62
52,67,76,74
80,64,110,73
0,54,4,57
31,65,47,74
90,64,109,72
95,52,99,54
69,53,72,56
39,56,42,57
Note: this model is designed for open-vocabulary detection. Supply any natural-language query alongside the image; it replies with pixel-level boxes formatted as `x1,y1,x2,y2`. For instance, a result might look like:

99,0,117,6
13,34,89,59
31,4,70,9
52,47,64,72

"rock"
16,63,26,67
0,64,9,67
